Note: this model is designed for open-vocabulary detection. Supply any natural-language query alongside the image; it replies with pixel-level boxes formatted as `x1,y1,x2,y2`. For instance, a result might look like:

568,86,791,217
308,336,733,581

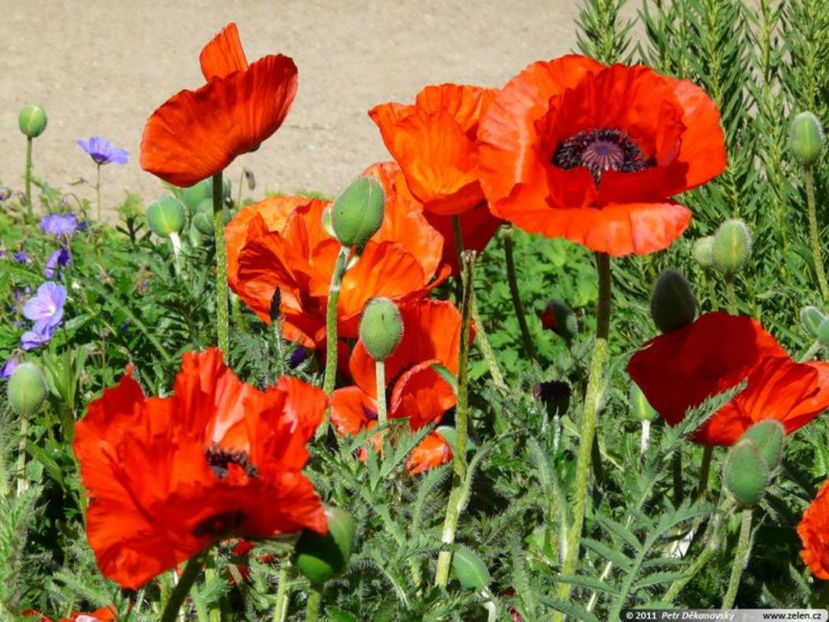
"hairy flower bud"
18,104,48,138
650,269,697,333
7,362,47,416
331,177,385,249
451,545,491,590
540,299,578,340
801,305,826,339
723,438,769,506
740,420,785,471
359,298,403,361
180,177,231,212
293,506,356,585
145,196,185,236
789,111,825,167
692,236,715,269
712,219,752,278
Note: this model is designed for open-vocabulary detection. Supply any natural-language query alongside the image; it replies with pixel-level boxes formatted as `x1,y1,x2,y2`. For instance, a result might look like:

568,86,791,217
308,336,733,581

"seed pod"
540,299,578,340
180,177,232,212
359,298,403,361
293,506,357,586
145,196,186,236
630,383,658,422
451,546,490,591
18,104,48,138
801,306,826,338
192,200,215,236
723,438,769,506
789,111,825,167
7,362,47,416
650,269,697,333
740,420,785,471
692,236,715,269
331,177,385,249
712,219,752,279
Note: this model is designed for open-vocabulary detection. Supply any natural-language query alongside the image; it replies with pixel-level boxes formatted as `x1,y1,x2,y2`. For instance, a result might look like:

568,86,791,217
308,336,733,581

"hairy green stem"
502,226,537,362
555,252,611,611
435,251,474,588
725,279,738,315
24,137,33,220
323,246,350,397
696,446,714,500
304,587,322,622
16,415,29,495
96,163,102,222
722,508,753,608
375,359,387,426
273,557,290,622
801,339,823,362
213,173,229,354
806,167,829,302
160,551,206,622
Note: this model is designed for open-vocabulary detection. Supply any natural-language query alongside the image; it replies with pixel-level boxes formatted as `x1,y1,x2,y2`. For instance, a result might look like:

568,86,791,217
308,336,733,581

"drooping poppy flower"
627,312,829,445
73,348,328,589
141,22,297,187
369,84,496,216
798,478,829,579
478,55,727,256
330,299,465,474
230,168,447,349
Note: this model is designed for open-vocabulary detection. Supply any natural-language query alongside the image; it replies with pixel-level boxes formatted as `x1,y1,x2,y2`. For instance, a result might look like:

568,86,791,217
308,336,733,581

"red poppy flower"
370,84,496,216
330,299,465,473
230,167,447,349
627,312,829,445
477,55,726,256
141,22,297,187
73,348,328,589
798,478,829,579
24,606,117,622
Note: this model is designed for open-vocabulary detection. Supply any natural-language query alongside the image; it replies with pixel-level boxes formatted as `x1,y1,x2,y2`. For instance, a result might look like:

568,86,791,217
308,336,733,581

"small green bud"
540,299,578,340
723,438,769,506
331,177,385,249
692,236,715,269
740,420,785,471
7,362,47,416
650,269,697,333
359,298,403,361
451,546,490,590
801,305,826,338
179,177,231,212
18,104,48,138
193,200,215,236
630,383,658,422
145,196,185,236
817,318,829,346
188,218,205,246
789,111,825,167
294,506,357,585
712,219,752,278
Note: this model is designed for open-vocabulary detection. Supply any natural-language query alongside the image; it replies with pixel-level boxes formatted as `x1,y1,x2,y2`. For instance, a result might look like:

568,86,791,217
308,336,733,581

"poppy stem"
434,250,475,588
725,279,738,315
160,550,207,622
375,359,387,426
304,587,322,622
16,414,29,495
696,446,714,500
323,246,351,397
24,137,33,221
805,167,829,302
555,252,611,610
213,173,230,355
722,508,753,608
501,226,537,362
273,557,290,622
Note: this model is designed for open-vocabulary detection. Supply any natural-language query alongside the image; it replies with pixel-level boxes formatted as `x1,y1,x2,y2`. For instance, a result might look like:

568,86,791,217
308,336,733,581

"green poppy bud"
451,546,490,591
712,219,752,278
801,306,826,338
692,236,715,269
331,177,385,249
817,318,829,347
180,177,231,212
630,383,658,422
789,111,825,167
294,506,357,586
359,298,403,361
723,438,769,506
18,104,48,138
145,196,185,237
193,200,215,236
650,269,697,333
7,362,47,416
740,420,785,471
540,299,578,340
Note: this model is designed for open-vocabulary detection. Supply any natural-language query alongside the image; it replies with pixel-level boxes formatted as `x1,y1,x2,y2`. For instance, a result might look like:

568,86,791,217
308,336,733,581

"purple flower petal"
22,281,66,329
21,324,56,350
40,214,79,237
77,135,129,166
0,357,19,379
44,248,72,278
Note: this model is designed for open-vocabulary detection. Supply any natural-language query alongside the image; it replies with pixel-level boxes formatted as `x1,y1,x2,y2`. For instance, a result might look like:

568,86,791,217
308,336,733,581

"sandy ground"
0,0,636,216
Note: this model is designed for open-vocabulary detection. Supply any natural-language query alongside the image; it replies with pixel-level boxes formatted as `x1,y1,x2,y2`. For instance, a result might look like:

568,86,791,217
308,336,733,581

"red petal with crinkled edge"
141,54,297,187
390,359,457,429
200,22,249,80
406,432,452,474
799,479,829,579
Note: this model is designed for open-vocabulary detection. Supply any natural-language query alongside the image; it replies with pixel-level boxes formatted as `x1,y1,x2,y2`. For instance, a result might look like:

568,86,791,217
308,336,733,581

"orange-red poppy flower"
230,167,447,349
24,606,117,622
330,299,465,473
477,55,726,256
369,84,496,216
627,312,829,445
141,22,297,187
798,478,829,579
73,348,328,589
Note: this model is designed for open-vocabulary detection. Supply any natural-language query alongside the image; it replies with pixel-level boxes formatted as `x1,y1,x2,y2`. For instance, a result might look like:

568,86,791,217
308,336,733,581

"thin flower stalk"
160,551,207,622
722,508,754,607
304,587,322,622
805,167,829,302
502,226,537,363
323,246,351,397
273,557,290,622
375,359,388,425
213,172,229,354
24,137,33,220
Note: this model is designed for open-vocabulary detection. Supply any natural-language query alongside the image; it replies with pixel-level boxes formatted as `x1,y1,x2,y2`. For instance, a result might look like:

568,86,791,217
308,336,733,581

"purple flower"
13,251,29,264
23,281,66,331
44,248,72,278
0,357,18,379
0,186,10,201
21,324,57,351
40,213,79,237
76,136,129,165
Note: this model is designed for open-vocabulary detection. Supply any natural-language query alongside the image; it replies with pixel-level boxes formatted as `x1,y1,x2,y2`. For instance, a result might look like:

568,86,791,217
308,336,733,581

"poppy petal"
406,432,453,474
200,22,249,80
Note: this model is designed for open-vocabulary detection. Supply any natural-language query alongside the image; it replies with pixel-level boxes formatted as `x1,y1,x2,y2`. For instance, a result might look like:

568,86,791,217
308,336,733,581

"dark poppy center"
205,444,259,479
552,128,654,181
